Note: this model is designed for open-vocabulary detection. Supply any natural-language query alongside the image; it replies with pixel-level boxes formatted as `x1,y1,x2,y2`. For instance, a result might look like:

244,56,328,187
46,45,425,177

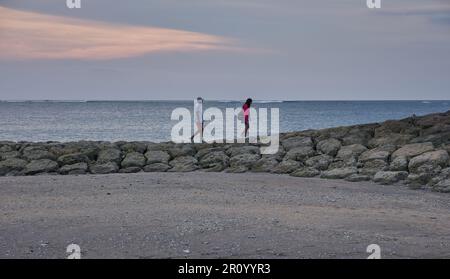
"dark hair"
245,98,252,106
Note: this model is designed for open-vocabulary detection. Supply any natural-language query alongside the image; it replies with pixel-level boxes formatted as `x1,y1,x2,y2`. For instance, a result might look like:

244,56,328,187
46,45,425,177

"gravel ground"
0,172,449,259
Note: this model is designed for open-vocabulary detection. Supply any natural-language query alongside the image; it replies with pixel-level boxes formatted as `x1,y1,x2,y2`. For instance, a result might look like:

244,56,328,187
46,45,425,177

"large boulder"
227,153,260,172
374,119,419,137
196,147,225,160
391,142,434,159
0,158,28,176
284,146,316,161
0,151,20,160
281,136,313,151
199,151,229,172
358,145,396,163
373,171,408,185
336,144,368,160
305,154,333,170
389,156,408,171
22,146,55,161
143,163,171,172
290,167,320,177
59,162,88,175
168,144,196,158
145,150,171,165
119,167,142,173
119,142,147,153
408,150,449,173
168,156,199,172
345,174,371,182
368,133,414,148
316,138,341,157
97,148,122,164
24,159,59,175
58,153,90,165
90,162,119,174
121,152,146,168
432,179,450,193
342,129,372,146
251,158,279,172
272,159,302,174
226,145,260,157
359,159,388,176
321,167,357,179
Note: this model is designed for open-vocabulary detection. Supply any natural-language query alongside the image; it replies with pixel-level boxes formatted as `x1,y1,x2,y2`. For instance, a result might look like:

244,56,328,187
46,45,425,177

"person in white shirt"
191,97,203,142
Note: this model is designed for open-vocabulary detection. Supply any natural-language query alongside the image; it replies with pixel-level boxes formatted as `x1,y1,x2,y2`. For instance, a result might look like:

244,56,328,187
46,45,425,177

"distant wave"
217,100,284,103
422,101,432,104
1,100,87,103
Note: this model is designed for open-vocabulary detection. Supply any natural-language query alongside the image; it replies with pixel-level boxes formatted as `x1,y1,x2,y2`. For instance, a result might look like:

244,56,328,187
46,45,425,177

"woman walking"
242,98,252,138
191,97,203,142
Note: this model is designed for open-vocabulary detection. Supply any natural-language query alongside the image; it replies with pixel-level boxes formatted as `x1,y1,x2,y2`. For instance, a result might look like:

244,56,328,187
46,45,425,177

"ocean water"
0,100,449,142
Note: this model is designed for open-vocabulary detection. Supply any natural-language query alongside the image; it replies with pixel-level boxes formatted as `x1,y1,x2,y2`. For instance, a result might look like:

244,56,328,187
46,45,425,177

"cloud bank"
0,6,234,60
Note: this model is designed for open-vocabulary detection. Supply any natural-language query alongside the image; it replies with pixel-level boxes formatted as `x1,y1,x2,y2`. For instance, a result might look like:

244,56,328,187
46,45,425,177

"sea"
0,100,449,142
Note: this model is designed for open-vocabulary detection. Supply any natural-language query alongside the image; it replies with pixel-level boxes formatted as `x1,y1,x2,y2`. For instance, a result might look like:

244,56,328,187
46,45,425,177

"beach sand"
0,172,449,259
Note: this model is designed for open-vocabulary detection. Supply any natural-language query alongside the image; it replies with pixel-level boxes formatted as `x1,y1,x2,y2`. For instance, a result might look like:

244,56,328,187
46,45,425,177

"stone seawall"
1,111,450,192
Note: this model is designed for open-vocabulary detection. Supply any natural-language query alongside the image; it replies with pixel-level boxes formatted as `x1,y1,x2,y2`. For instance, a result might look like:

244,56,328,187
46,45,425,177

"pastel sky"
0,0,449,100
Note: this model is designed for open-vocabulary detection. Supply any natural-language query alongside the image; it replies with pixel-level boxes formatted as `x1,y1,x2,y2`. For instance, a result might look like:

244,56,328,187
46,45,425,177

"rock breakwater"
1,111,450,192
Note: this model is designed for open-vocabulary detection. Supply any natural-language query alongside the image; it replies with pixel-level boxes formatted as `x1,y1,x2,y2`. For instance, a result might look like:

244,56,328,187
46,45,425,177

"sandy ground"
0,172,449,259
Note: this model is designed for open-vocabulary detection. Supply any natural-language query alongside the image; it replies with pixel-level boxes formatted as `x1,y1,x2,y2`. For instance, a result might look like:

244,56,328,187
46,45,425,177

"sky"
0,0,449,100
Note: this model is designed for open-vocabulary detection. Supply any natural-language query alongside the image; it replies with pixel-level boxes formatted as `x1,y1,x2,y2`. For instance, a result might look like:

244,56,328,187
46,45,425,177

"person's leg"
191,122,203,141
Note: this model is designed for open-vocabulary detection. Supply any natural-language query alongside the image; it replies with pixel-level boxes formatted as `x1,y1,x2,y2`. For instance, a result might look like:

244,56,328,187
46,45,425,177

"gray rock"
359,159,388,176
345,174,371,182
145,150,171,164
143,163,171,172
22,146,55,161
146,142,174,152
305,154,333,170
199,151,229,172
226,145,260,157
0,144,15,153
373,171,408,185
284,146,316,161
195,147,225,160
97,148,122,164
120,142,147,153
428,167,450,186
119,167,142,173
58,153,90,165
389,156,408,171
229,153,260,170
90,162,119,174
121,152,146,168
368,133,414,148
281,136,313,151
406,173,431,187
342,130,372,146
316,138,341,157
336,144,368,160
290,167,320,177
432,179,450,193
59,162,88,175
358,145,396,163
0,158,28,175
24,159,59,175
272,159,302,174
251,158,279,172
168,156,199,172
0,151,20,160
321,167,357,179
408,150,449,173
168,144,196,158
391,142,435,159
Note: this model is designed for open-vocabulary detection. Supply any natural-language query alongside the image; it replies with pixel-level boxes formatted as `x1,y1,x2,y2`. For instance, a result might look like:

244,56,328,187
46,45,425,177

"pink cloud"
0,6,236,60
